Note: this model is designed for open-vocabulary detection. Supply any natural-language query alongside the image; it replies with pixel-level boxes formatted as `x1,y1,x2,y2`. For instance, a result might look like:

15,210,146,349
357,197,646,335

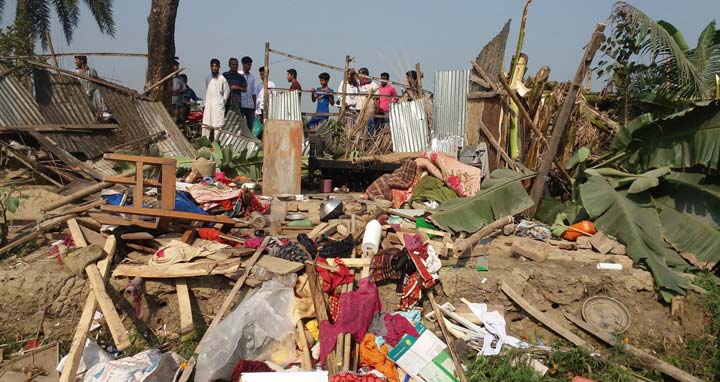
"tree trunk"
145,0,179,108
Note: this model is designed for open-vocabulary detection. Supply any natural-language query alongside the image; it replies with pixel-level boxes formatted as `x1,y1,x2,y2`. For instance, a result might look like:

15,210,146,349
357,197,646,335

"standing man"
203,58,230,140
335,68,359,111
287,69,302,101
171,60,187,123
357,67,379,134
376,72,399,128
74,55,105,118
223,58,247,114
255,66,276,123
307,72,335,128
239,56,257,129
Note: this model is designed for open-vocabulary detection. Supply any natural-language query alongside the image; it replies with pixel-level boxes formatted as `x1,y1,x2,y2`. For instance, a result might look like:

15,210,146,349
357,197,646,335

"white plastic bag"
195,279,296,382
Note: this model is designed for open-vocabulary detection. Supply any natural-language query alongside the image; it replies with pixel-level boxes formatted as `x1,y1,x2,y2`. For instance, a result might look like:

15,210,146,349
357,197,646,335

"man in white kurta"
202,58,230,140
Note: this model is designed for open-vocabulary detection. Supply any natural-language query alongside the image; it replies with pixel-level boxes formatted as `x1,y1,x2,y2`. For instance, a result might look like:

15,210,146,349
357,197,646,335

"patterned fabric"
331,371,387,382
366,160,418,201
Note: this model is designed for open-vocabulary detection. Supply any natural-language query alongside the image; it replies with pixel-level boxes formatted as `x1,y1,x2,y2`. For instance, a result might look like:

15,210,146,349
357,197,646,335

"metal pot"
319,199,344,222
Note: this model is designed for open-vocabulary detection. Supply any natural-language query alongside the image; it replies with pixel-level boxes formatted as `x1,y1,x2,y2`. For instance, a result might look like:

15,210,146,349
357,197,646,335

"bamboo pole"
142,67,184,95
0,52,148,59
269,48,420,91
44,32,59,69
527,23,606,217
263,42,270,123
340,55,350,121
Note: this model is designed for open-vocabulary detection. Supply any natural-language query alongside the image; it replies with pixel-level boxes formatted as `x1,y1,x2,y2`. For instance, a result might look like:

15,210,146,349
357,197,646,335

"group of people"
175,55,423,141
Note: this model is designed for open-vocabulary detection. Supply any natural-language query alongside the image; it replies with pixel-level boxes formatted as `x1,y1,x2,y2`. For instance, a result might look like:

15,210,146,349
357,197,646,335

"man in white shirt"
202,58,230,140
335,68,359,111
239,56,257,129
356,67,379,134
255,66,276,122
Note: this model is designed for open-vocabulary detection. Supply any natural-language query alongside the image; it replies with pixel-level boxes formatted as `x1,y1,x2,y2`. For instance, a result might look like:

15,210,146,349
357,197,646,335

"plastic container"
320,179,333,193
361,219,382,253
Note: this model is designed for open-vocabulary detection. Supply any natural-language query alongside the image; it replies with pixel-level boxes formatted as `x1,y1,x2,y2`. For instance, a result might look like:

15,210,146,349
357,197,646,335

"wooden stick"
297,321,312,370
453,216,513,257
176,278,194,334
1,52,147,59
527,24,606,217
59,236,117,382
85,264,130,350
306,264,339,376
178,236,271,382
340,55,350,121
26,60,145,99
45,31,59,69
263,42,270,123
501,280,587,347
142,67,184,95
0,214,76,257
477,119,521,171
428,291,468,382
565,314,702,382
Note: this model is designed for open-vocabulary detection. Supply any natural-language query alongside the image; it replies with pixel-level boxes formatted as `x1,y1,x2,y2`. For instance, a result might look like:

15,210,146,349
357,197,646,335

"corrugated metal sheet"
33,69,95,124
268,91,301,121
433,70,470,141
432,136,463,156
216,109,260,154
389,100,429,152
101,87,196,158
0,65,46,127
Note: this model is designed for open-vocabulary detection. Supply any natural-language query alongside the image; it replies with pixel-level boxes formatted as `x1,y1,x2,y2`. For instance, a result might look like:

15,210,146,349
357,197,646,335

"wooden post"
339,55,350,121
141,67,184,95
45,31,59,69
414,62,423,100
428,291,468,382
263,42,270,123
527,23,605,217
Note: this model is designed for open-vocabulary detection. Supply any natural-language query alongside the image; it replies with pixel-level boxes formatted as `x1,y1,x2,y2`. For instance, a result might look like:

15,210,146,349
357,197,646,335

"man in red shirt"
287,69,302,102
376,72,399,129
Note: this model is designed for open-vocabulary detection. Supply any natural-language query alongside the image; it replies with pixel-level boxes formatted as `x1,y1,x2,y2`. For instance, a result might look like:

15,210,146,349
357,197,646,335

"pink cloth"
419,151,482,197
377,84,399,113
319,278,382,365
188,186,241,210
384,314,419,347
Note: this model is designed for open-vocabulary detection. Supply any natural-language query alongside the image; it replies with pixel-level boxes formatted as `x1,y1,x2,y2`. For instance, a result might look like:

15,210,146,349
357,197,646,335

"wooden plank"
66,219,88,247
248,255,304,274
84,265,130,350
103,153,176,165
297,321,312,370
103,176,162,187
261,120,303,196
500,280,587,347
88,212,159,229
565,314,702,382
176,279,194,334
27,131,104,181
101,205,236,224
59,236,117,382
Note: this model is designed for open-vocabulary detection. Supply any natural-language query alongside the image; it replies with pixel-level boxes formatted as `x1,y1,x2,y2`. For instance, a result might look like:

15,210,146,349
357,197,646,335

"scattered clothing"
359,333,399,382
231,360,274,382
63,245,105,277
366,160,418,201
383,313,419,347
318,234,355,259
421,151,482,197
411,175,458,204
188,185,241,211
465,301,528,355
319,278,382,365
332,371,388,382
150,240,227,265
316,257,354,293
516,219,553,240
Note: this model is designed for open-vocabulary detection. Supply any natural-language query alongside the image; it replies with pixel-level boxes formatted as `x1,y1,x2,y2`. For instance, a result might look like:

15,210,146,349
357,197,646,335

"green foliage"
0,20,37,80
466,350,546,382
0,186,21,247
430,169,535,233
211,142,262,180
0,0,115,49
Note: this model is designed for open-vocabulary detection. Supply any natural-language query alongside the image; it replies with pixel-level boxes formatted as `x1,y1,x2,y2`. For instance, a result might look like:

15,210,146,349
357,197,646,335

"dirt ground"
0,229,710,367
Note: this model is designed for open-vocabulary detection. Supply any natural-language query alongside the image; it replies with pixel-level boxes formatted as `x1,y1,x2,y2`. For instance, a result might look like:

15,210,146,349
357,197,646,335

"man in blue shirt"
307,72,335,128
222,57,247,113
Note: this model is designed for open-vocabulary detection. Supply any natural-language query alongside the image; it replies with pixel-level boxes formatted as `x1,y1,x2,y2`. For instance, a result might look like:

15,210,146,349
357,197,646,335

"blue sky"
2,0,718,109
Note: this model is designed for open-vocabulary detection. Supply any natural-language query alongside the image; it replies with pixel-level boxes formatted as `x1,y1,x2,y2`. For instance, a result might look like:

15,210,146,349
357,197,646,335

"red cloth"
384,314,419,347
316,257,354,293
319,278,382,365
231,360,273,382
243,237,265,249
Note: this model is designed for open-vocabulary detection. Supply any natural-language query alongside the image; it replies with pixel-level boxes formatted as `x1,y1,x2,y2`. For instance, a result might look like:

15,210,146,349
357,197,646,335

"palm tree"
0,0,115,49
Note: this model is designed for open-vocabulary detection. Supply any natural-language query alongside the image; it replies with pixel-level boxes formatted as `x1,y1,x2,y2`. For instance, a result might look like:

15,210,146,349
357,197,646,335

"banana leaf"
580,175,690,296
585,167,670,193
622,100,720,171
654,172,720,269
429,169,534,234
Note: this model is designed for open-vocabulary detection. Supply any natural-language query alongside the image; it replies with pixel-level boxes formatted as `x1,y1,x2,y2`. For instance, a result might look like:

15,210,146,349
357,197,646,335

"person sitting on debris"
254,66,276,123
171,60,187,123
287,69,302,101
223,58,248,115
357,67,379,134
307,72,335,129
74,55,106,119
239,56,258,129
335,68,360,111
376,72,398,127
202,58,230,140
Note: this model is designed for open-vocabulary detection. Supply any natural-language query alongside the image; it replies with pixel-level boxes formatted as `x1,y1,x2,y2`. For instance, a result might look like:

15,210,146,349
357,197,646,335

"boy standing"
287,69,302,101
307,72,335,128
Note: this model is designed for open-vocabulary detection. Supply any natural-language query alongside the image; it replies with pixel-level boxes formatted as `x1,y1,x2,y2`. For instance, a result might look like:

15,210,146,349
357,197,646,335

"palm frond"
611,2,708,99
24,0,51,49
82,0,116,37
0,0,6,21
687,21,720,93
51,0,80,45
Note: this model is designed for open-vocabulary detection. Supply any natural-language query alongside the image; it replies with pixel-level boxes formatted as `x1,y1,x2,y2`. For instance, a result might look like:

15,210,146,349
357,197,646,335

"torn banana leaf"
654,172,720,269
580,175,690,295
429,169,534,234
